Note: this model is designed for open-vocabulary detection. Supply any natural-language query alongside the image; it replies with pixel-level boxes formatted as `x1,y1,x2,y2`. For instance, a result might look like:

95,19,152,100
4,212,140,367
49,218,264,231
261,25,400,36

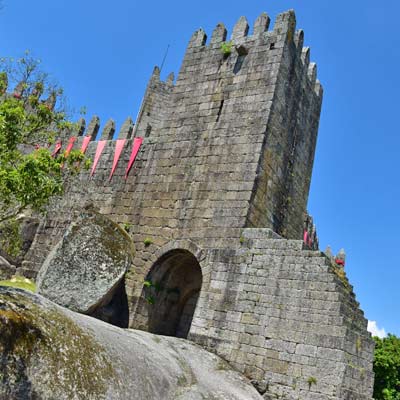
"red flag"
335,258,345,267
109,139,126,181
52,141,62,157
125,137,143,179
80,135,91,154
64,136,77,157
90,140,106,177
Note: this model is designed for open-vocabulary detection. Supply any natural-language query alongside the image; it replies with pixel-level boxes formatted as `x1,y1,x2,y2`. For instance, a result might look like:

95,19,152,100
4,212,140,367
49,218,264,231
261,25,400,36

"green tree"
373,334,400,400
0,54,86,256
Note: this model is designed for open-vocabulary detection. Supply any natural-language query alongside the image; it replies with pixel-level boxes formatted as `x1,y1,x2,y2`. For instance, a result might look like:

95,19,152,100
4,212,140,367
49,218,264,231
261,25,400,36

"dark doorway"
140,249,202,338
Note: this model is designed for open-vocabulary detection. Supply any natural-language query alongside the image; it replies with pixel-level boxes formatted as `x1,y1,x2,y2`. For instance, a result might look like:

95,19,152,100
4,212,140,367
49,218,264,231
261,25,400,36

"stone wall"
186,229,374,399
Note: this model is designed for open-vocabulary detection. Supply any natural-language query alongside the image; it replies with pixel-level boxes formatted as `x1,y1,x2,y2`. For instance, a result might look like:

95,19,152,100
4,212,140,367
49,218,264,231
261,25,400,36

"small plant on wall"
220,41,233,57
143,238,153,247
307,376,317,389
121,223,132,234
143,279,161,305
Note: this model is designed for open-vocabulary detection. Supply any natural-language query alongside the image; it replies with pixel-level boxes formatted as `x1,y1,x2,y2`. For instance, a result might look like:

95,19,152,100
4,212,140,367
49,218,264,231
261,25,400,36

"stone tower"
133,10,322,240
22,10,374,400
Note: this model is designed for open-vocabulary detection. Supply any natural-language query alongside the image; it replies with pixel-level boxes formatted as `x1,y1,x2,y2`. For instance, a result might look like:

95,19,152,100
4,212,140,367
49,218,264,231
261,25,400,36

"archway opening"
140,249,202,338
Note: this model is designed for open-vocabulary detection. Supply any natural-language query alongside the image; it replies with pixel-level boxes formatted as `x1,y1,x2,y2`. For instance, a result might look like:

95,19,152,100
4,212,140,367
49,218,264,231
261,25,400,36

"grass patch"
0,276,37,293
143,237,153,247
220,41,233,57
307,376,317,389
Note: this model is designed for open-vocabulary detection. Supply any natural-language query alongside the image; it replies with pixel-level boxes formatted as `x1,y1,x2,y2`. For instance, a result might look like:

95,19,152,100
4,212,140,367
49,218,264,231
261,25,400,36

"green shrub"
220,41,233,56
143,237,153,247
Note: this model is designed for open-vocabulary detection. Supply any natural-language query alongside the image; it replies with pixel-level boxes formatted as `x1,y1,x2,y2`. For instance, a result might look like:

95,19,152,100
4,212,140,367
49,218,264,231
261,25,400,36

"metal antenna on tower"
160,44,170,73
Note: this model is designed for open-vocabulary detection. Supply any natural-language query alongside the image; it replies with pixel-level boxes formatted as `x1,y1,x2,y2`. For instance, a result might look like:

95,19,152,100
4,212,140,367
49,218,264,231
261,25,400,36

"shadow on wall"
136,249,203,338
88,277,129,328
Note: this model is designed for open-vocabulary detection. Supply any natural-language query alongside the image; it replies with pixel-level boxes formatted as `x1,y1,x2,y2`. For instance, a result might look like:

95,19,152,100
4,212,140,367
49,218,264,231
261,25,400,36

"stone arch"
152,239,206,265
136,248,203,338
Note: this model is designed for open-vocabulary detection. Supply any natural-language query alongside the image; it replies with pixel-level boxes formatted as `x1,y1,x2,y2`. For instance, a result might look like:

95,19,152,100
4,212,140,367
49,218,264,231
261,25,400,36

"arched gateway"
138,249,202,338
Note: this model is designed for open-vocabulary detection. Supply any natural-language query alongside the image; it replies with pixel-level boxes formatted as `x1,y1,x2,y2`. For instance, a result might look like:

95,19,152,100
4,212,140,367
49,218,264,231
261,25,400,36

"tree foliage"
0,54,87,256
373,334,400,400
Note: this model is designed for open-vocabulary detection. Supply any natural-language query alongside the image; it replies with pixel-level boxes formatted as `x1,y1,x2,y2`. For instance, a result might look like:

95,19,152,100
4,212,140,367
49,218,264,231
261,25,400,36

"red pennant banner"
303,230,308,244
109,139,126,181
80,135,91,154
90,140,107,177
64,136,77,157
125,137,143,179
52,141,62,157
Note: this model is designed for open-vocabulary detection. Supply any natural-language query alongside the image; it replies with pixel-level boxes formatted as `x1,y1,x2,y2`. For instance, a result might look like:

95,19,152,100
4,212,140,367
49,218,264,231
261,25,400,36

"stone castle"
16,9,374,399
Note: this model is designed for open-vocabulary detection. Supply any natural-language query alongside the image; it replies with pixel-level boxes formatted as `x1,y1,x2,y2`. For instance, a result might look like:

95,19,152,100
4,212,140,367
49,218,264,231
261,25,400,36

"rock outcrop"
36,210,134,323
0,287,263,400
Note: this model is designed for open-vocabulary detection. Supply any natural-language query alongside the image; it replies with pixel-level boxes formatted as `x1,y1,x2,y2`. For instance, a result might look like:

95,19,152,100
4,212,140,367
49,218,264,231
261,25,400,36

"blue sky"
1,0,398,336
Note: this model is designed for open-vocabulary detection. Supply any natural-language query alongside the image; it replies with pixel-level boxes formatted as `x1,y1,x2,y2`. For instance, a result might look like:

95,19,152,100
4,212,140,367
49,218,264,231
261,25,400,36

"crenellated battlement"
63,114,135,142
182,10,322,98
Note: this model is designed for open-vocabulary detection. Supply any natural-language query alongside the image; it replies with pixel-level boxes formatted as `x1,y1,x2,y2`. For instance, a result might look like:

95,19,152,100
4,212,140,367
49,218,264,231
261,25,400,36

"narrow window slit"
216,100,224,122
145,124,152,137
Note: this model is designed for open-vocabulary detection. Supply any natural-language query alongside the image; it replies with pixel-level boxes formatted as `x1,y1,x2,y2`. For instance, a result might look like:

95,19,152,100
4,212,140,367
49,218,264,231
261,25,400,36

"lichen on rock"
0,287,263,400
36,209,135,321
0,287,116,400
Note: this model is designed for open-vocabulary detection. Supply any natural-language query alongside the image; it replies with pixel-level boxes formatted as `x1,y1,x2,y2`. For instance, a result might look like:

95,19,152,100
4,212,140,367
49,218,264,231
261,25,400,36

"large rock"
36,210,135,317
0,287,263,400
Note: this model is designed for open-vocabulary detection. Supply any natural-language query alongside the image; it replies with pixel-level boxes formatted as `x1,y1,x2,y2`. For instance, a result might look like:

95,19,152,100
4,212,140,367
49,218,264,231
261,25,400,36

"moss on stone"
143,237,153,247
80,211,135,265
0,289,117,399
332,264,351,291
0,275,36,293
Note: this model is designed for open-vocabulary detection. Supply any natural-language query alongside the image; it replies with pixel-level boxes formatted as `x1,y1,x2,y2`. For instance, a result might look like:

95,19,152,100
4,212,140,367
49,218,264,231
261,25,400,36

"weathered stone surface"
0,256,16,280
0,287,263,400
36,210,135,315
0,217,39,270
